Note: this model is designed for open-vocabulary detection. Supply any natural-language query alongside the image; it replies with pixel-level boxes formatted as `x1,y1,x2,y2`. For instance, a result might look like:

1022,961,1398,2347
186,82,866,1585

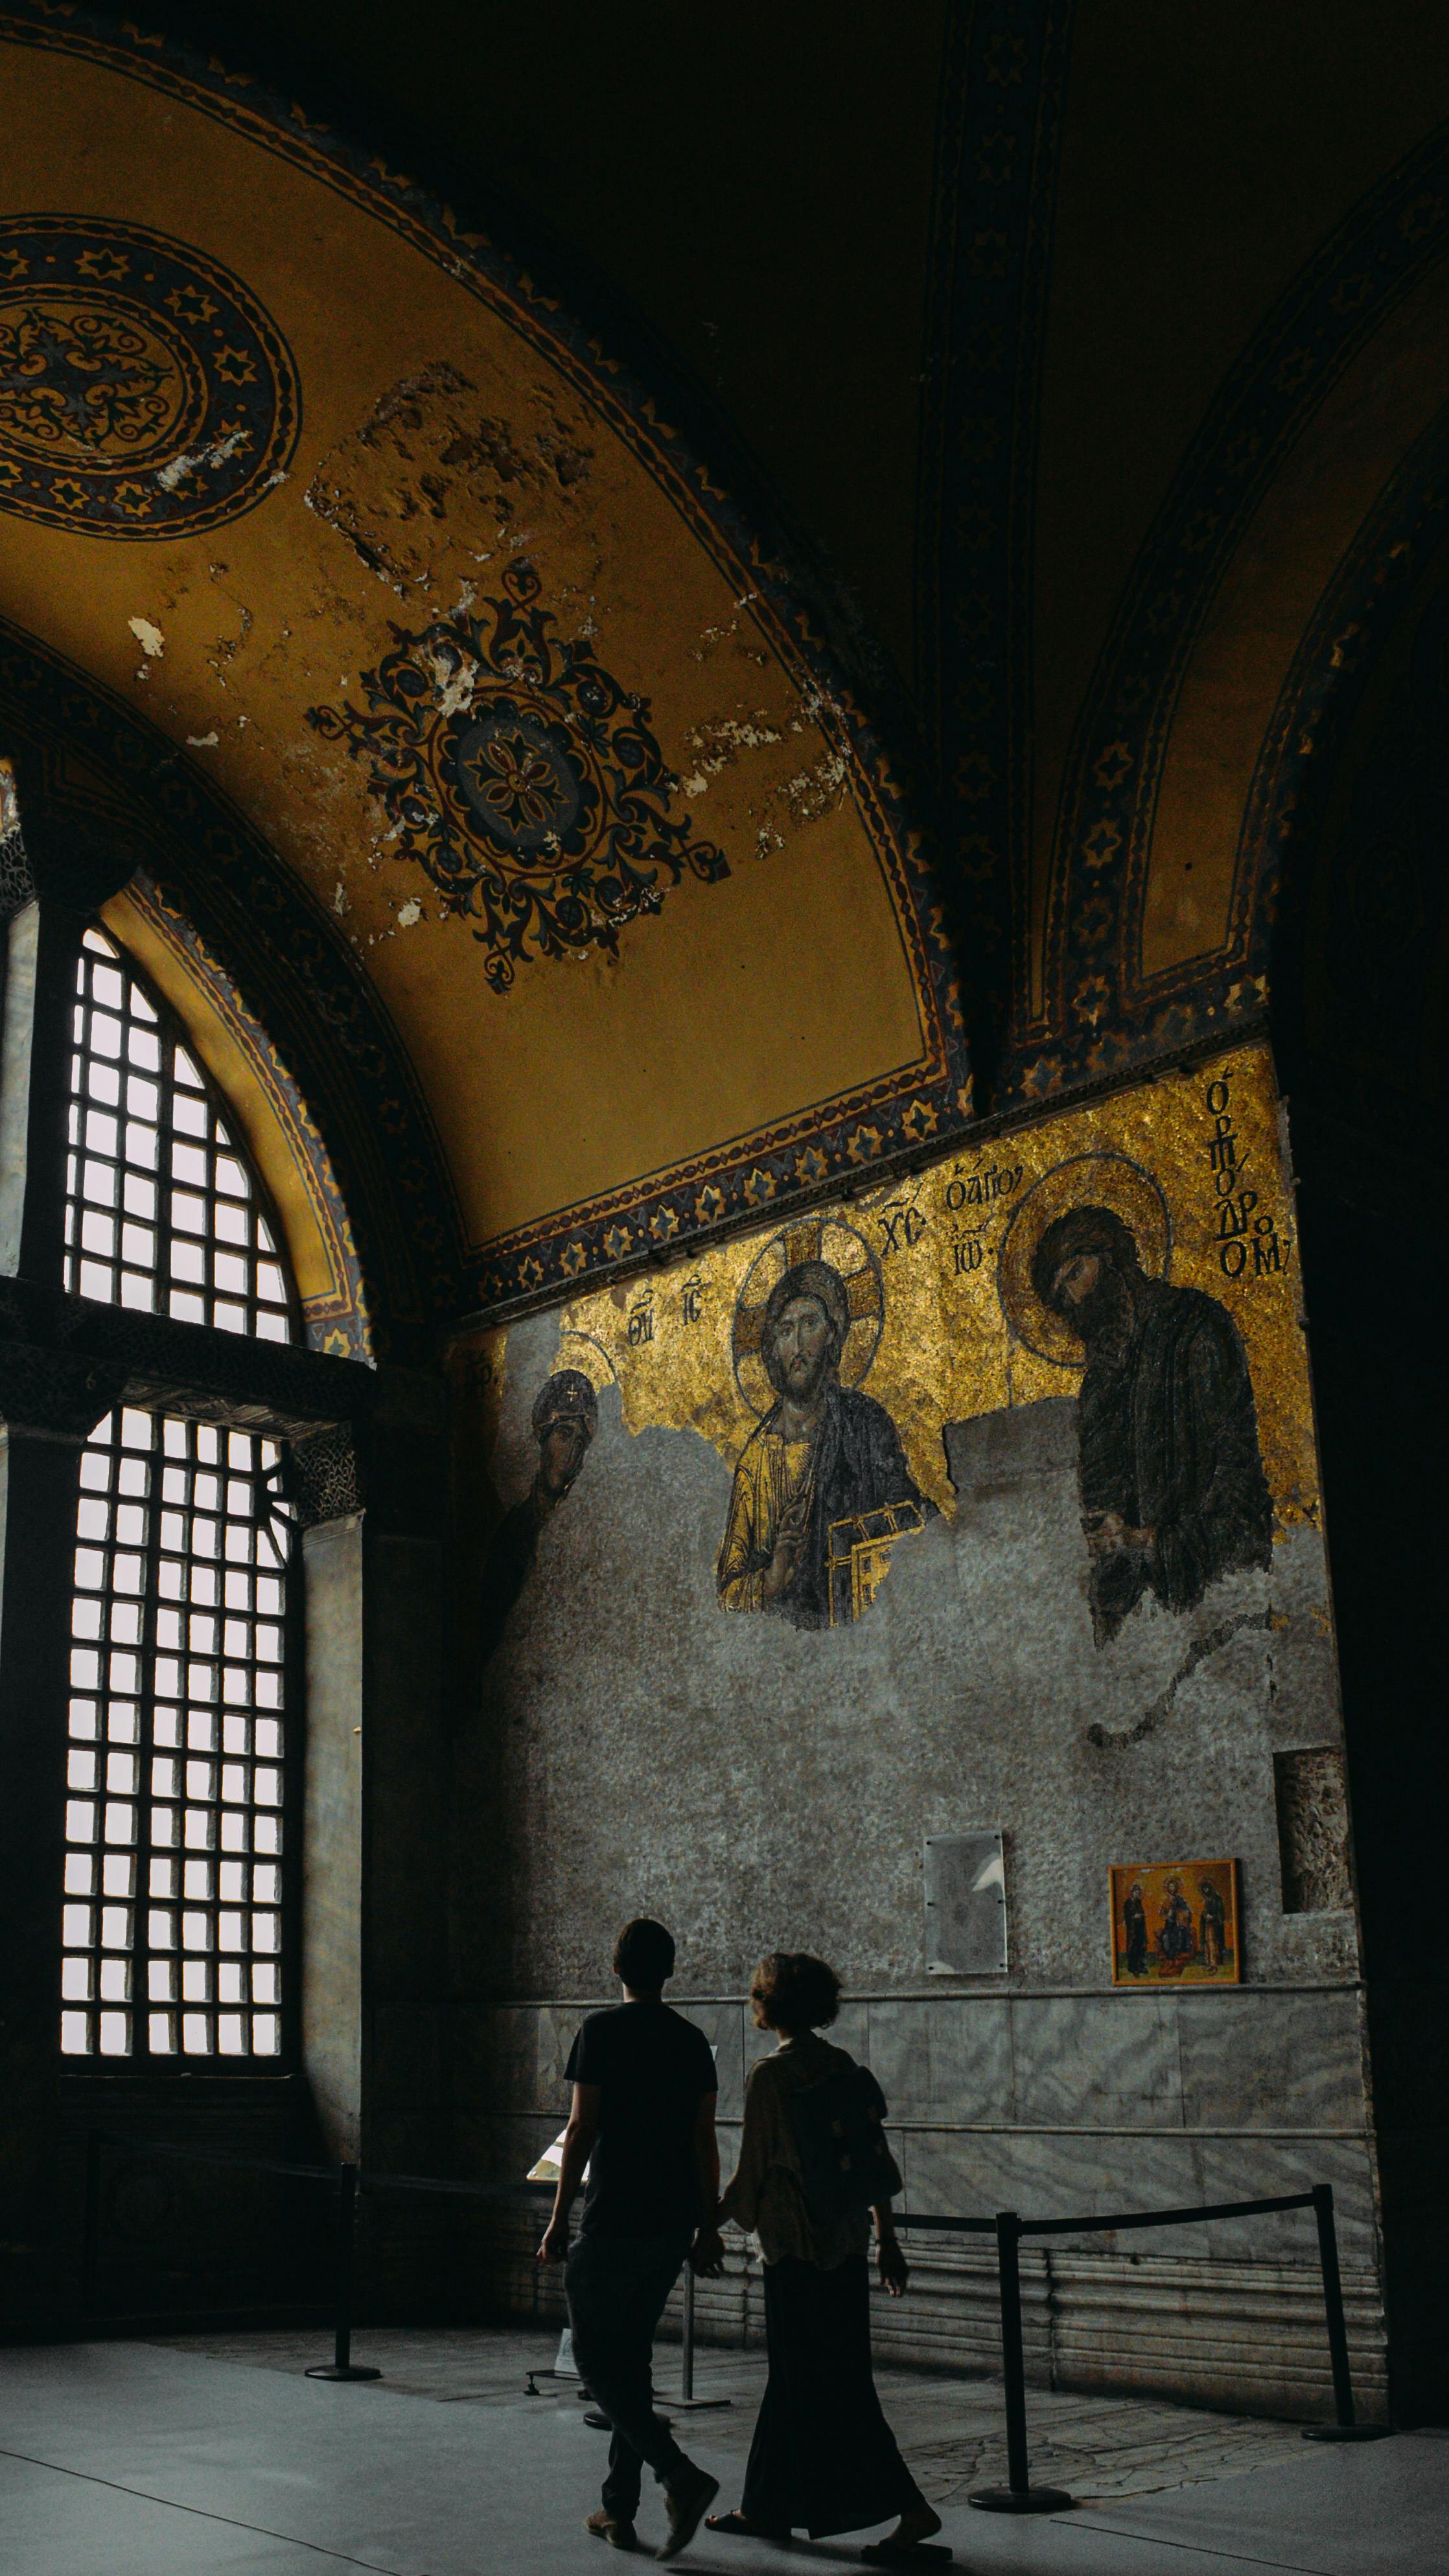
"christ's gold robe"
717,1425,815,1611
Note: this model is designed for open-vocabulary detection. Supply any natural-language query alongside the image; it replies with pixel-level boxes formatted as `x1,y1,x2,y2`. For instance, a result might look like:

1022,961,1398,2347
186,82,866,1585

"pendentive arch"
1028,118,1449,1103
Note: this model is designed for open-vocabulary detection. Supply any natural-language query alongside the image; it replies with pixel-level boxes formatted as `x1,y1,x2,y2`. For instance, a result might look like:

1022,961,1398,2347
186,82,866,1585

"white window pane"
60,929,300,2065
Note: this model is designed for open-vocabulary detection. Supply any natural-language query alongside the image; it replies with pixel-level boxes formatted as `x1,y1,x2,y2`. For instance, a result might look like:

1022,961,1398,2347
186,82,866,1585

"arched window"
59,931,299,2064
65,926,294,1340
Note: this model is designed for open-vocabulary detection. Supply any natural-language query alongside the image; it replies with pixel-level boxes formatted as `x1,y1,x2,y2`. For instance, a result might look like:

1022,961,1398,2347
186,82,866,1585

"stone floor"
1,2325,1443,2576
143,2323,1319,2505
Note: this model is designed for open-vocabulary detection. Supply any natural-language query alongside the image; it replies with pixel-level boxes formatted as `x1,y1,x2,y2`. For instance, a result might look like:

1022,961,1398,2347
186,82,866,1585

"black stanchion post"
666,2254,731,2414
306,2165,382,2384
682,2263,695,2402
80,2129,102,2321
969,2214,1074,2514
1303,2183,1387,2443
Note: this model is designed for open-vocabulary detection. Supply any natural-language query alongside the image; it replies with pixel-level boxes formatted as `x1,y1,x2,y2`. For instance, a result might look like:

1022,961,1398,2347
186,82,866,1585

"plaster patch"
681,711,784,798
128,616,164,658
156,426,248,492
307,360,596,595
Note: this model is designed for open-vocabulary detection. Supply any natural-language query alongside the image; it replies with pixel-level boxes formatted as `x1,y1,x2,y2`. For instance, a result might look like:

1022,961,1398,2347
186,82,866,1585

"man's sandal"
704,2512,791,2543
585,2507,638,2549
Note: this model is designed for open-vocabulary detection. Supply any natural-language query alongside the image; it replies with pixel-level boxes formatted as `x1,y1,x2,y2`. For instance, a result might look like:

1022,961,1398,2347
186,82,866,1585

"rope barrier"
81,2131,1386,2496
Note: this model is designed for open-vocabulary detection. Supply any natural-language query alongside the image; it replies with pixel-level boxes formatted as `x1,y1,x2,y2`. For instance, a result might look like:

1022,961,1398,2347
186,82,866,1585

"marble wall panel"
1010,1993,1183,2129
867,1997,933,2115
687,2000,746,2117
927,1996,1015,2121
1176,1989,1367,2132
902,2124,1224,2237
535,2003,579,2113
1190,2135,1379,2268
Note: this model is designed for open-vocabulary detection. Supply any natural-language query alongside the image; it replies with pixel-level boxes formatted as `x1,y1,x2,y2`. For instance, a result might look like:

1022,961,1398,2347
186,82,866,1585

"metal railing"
82,2133,1385,2501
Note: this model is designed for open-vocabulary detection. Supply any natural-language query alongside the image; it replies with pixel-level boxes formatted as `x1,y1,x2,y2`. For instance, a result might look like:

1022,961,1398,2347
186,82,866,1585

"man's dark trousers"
566,2227,695,2520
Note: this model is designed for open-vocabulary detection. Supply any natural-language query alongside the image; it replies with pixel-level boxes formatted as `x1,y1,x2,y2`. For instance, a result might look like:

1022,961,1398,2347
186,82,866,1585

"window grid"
60,1407,293,2064
65,926,295,1343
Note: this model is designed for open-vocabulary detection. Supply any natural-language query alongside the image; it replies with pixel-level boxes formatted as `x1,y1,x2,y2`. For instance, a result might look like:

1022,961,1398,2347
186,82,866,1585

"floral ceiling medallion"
307,561,728,989
0,216,298,538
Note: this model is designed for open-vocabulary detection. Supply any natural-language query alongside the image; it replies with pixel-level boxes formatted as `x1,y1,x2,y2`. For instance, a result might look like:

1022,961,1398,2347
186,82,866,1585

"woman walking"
699,1951,945,2559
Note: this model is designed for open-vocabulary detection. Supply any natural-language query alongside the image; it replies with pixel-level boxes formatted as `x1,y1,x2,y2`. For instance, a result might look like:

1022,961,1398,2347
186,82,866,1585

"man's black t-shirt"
565,2001,716,2237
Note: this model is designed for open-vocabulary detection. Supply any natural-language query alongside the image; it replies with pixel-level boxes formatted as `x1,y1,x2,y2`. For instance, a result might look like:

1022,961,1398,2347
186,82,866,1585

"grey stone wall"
451,1304,1382,2416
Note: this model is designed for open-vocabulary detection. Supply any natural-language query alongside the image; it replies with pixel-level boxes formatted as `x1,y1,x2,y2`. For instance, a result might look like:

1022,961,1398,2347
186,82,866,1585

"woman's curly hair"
749,1949,842,2036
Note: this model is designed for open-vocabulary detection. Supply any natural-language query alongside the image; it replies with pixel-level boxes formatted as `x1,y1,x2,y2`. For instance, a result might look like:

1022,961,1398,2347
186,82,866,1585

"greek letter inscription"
681,1276,704,1325
944,1161,1023,1212
877,1199,929,1258
942,1160,1021,1285
1204,1077,1282,1280
627,1292,655,1348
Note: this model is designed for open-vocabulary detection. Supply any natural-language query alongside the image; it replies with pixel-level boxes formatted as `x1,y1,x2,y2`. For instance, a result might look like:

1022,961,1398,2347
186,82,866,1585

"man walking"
538,1918,722,2557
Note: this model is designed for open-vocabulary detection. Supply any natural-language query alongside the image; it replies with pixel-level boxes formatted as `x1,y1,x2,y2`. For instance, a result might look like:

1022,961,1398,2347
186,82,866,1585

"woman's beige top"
719,2031,874,2271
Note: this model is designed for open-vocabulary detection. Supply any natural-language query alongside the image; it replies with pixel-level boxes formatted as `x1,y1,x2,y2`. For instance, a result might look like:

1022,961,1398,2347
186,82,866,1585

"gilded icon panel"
1109,1859,1241,1984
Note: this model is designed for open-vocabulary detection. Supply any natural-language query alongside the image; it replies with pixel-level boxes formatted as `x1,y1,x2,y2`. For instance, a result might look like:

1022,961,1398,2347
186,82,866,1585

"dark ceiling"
135,0,949,692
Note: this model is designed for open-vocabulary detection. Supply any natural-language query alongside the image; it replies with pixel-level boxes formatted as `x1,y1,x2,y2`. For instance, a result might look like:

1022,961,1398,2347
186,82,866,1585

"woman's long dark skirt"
740,2254,926,2539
